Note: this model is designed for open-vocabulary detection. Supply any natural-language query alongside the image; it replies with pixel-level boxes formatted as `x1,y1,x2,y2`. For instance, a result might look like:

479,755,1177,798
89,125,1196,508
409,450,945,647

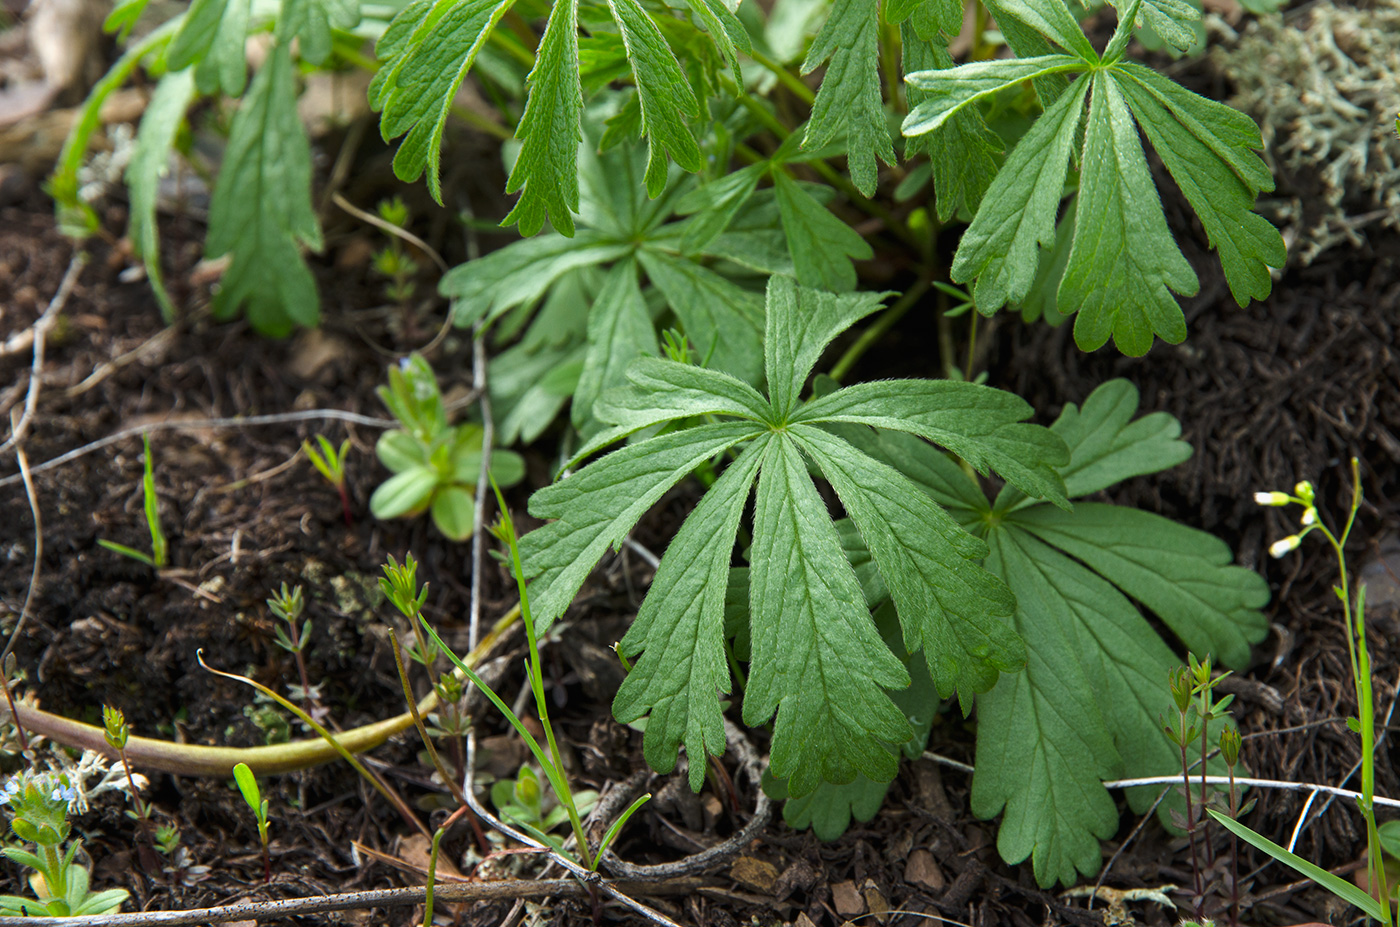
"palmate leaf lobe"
520,276,1070,797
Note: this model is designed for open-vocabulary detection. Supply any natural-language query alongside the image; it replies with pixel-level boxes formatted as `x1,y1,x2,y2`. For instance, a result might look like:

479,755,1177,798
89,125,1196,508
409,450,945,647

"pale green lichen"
1211,1,1400,264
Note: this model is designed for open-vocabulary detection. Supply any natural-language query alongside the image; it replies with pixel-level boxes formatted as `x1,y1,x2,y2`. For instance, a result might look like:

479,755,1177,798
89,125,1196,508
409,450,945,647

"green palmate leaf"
987,0,1098,60
845,380,1266,881
576,130,689,240
902,55,1084,136
573,259,657,435
522,277,1072,797
745,434,914,795
125,67,195,322
503,0,584,236
1046,378,1191,498
1104,0,1198,54
613,440,767,790
1058,72,1196,355
445,121,780,447
594,357,772,435
764,598,943,838
974,529,1126,888
1114,62,1284,307
900,31,1002,223
636,248,765,383
763,280,884,418
493,341,588,444
793,426,1022,704
606,0,703,197
166,0,250,96
679,0,750,75
205,43,322,336
774,771,890,840
521,422,766,626
442,231,631,327
799,0,894,196
905,0,1280,353
793,380,1070,508
948,75,1089,314
1007,504,1269,668
278,0,360,66
886,0,962,38
370,0,515,203
676,162,764,253
772,172,872,293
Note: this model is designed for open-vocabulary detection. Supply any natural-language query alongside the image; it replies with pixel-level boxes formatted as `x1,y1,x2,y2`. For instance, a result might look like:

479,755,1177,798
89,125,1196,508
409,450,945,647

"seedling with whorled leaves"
303,435,352,527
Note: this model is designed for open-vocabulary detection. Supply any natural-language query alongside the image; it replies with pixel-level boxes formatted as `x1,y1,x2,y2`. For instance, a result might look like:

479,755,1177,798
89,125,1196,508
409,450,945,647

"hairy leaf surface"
205,43,322,335
166,0,250,95
1059,72,1196,355
825,381,1266,881
521,277,1070,796
799,0,893,195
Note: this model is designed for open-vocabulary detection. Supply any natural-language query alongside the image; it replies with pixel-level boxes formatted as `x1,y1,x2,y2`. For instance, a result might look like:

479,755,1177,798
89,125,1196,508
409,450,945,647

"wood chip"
861,879,890,923
831,879,866,917
730,856,779,893
903,848,945,892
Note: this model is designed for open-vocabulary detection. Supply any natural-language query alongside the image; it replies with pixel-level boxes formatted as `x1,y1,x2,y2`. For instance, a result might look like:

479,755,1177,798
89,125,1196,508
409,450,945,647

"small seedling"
102,706,151,826
98,434,168,568
153,823,180,856
490,766,598,852
371,355,525,541
267,584,322,714
303,435,352,527
103,706,162,875
371,197,422,310
232,762,271,883
0,770,129,916
380,553,437,667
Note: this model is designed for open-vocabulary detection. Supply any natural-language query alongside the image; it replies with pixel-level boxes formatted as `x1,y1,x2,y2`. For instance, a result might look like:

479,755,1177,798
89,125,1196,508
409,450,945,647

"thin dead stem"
0,252,86,456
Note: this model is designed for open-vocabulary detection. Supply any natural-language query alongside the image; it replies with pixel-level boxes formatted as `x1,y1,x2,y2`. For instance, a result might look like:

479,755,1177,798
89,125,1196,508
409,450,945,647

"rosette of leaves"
490,766,599,851
371,354,524,540
806,379,1268,887
442,112,871,444
517,275,1073,796
902,0,1286,355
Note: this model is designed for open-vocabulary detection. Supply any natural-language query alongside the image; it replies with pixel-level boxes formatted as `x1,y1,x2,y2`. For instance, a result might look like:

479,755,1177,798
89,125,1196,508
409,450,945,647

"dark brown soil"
0,91,1397,927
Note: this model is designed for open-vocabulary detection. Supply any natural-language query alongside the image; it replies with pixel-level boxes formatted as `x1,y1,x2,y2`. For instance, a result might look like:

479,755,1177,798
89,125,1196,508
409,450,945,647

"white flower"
1254,491,1290,506
1270,535,1302,558
1301,507,1317,526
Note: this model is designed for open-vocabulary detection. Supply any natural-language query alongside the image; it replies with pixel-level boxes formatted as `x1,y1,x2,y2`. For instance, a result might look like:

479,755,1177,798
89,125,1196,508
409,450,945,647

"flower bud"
1300,507,1317,526
1294,481,1315,503
1168,666,1192,713
1254,491,1290,506
102,705,129,751
1219,728,1242,767
1270,535,1302,558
